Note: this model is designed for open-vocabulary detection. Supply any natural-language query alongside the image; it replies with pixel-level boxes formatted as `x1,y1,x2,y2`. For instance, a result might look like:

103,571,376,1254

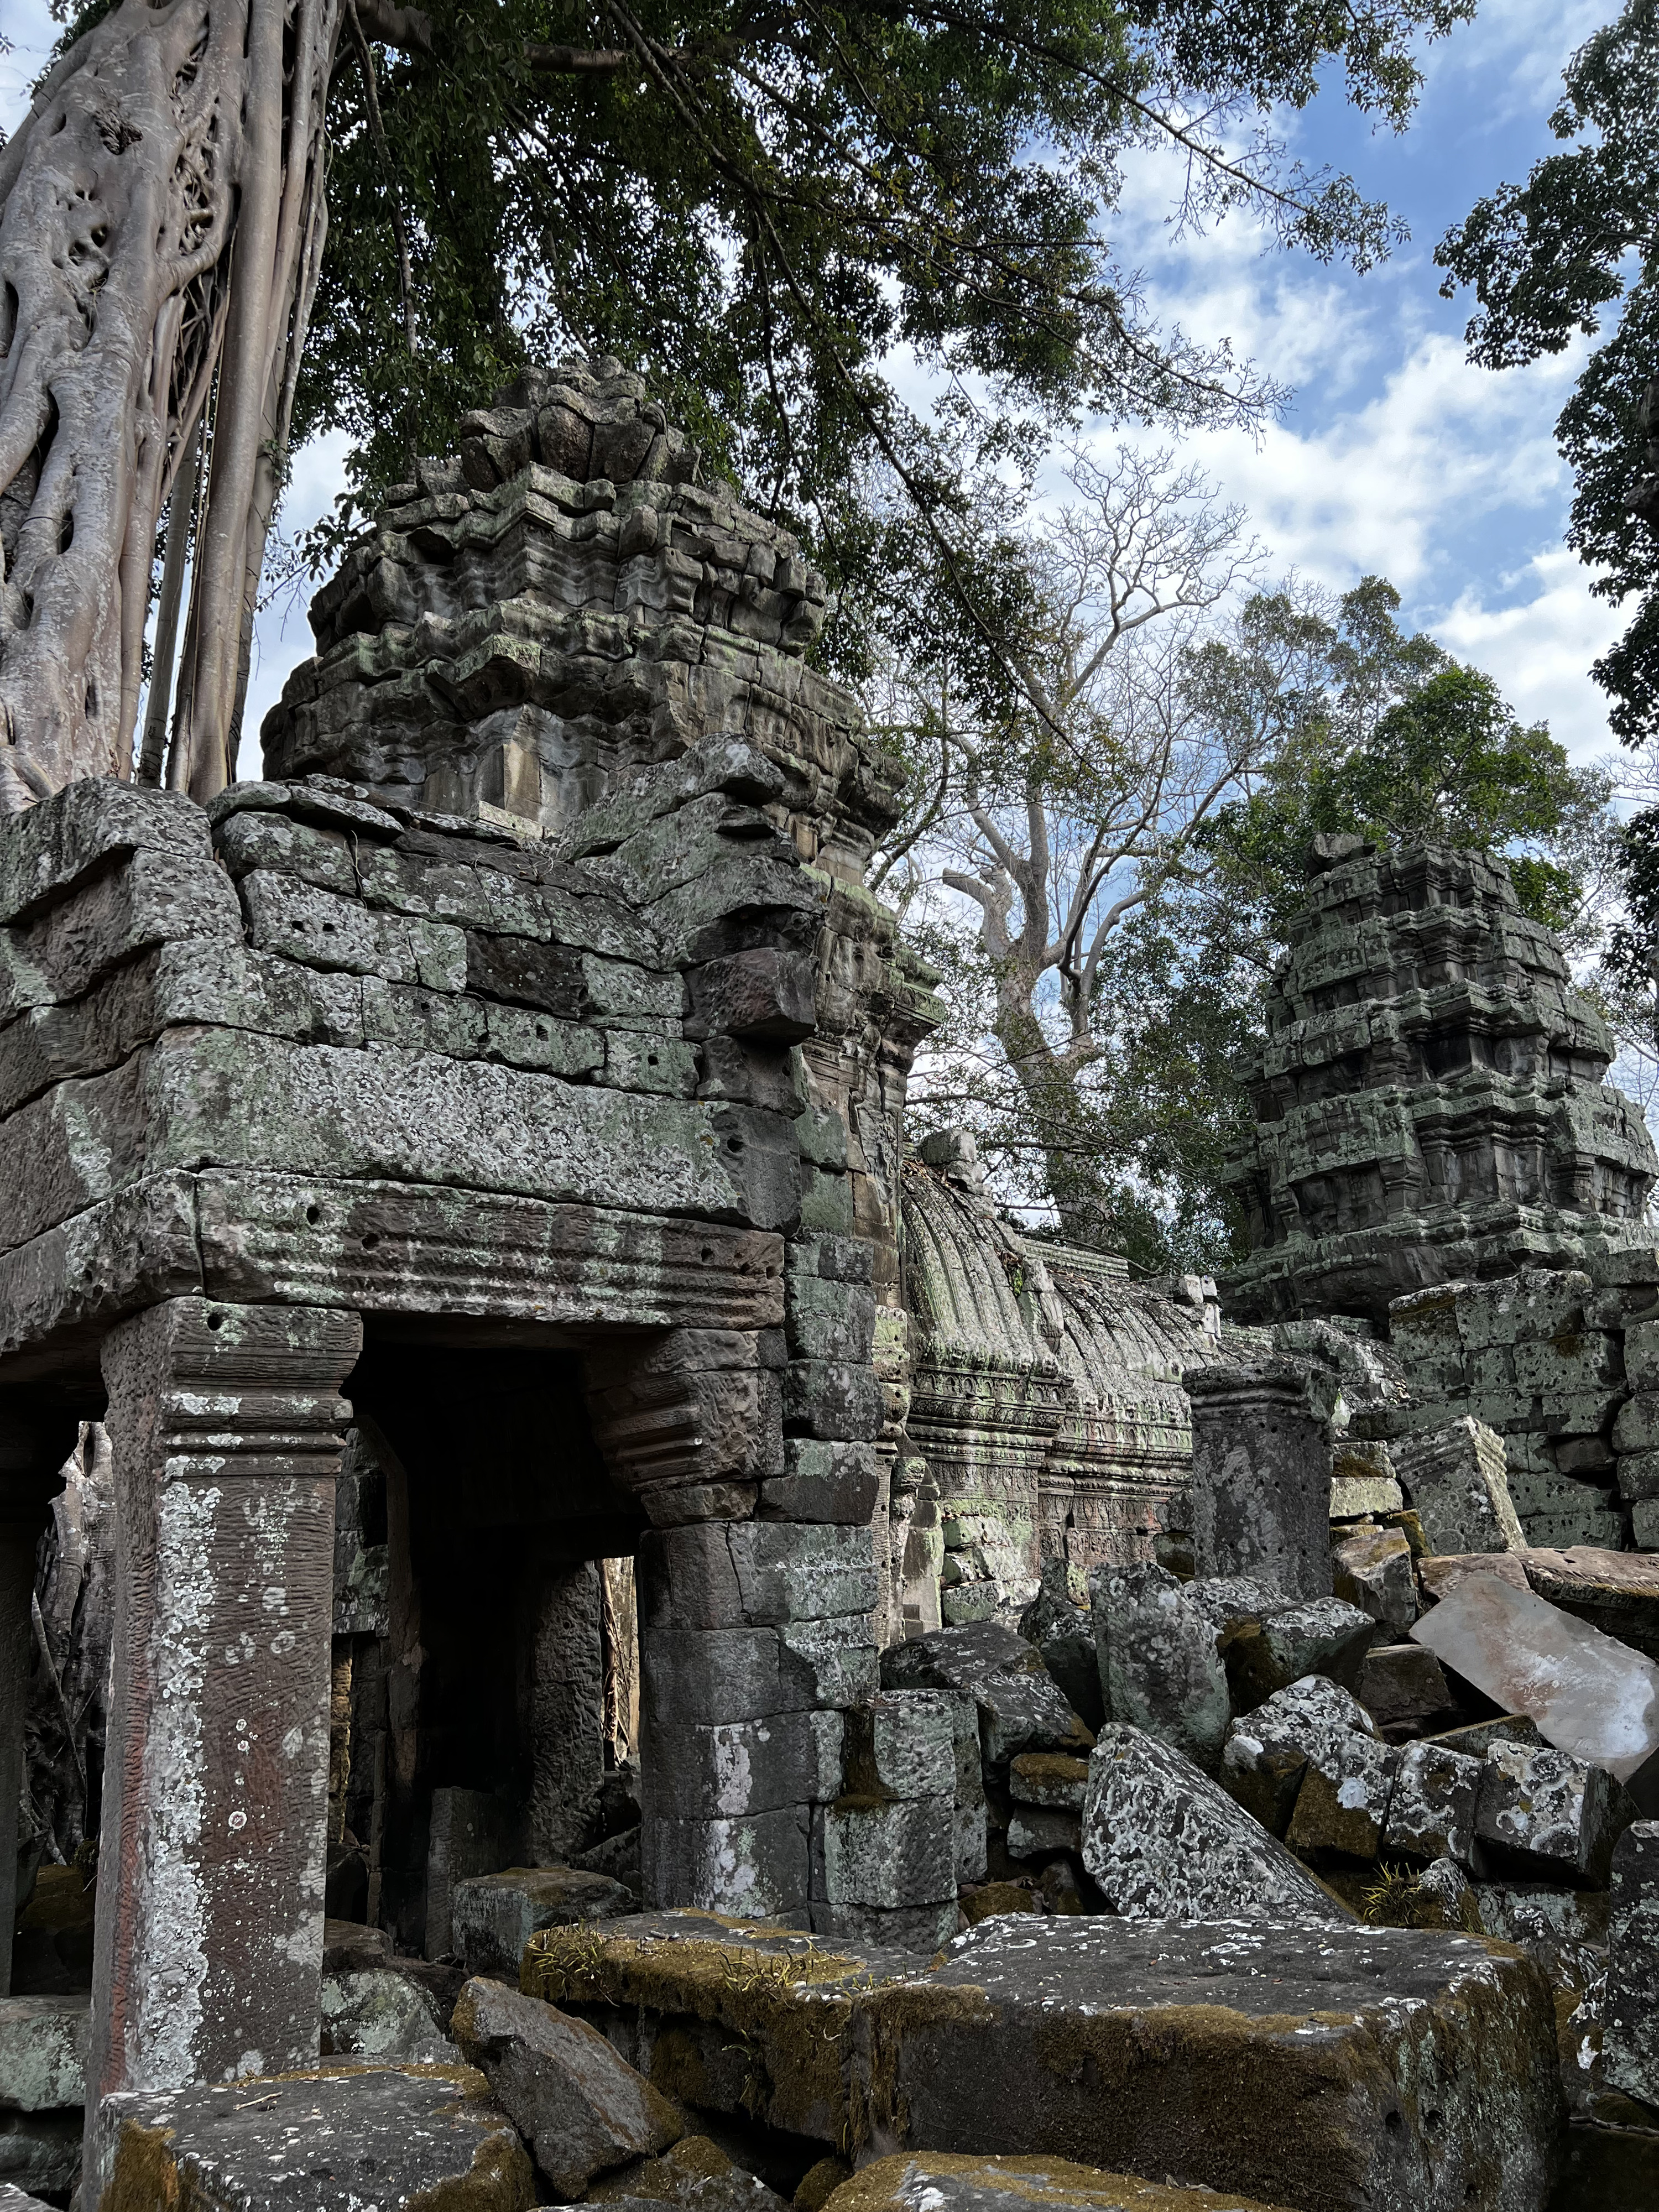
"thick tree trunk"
0,0,341,815
994,989,1112,1249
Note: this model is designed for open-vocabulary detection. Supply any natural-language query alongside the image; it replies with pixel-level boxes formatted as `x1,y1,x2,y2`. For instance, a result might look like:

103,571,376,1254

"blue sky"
0,0,1629,764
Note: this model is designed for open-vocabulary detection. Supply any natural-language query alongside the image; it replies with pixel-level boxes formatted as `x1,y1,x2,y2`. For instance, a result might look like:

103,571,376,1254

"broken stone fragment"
1357,1641,1453,1736
1089,1561,1230,1770
1391,1418,1525,1554
1081,1723,1348,1924
880,1622,1093,1774
1225,1675,1399,1864
586,2132,791,2212
452,1978,684,2198
960,1881,1042,1925
1604,1819,1659,2114
1220,1594,1376,1712
1411,1572,1659,1784
1005,1806,1082,1862
1018,1566,1104,1733
888,1914,1561,2212
1416,1550,1531,1608
1330,1438,1403,1520
320,1967,454,2063
1332,1525,1416,1635
1384,1741,1485,1869
1475,1739,1631,1886
95,2062,534,2212
452,1865,638,1981
1008,1752,1090,1809
817,2151,1301,2212
0,1997,86,2112
0,2116,79,2205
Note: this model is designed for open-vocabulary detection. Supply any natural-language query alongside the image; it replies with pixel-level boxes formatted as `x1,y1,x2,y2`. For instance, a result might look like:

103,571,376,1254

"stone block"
782,1359,885,1442
810,1900,960,1952
452,1867,639,1980
320,1969,453,2062
1018,1568,1103,1735
1184,1357,1336,1599
785,1276,877,1363
1411,1572,1659,1785
0,1999,86,2112
1475,1740,1630,1885
728,1524,879,1624
1416,1550,1530,1607
1604,1820,1659,2114
843,1693,957,1801
1081,1724,1346,1925
880,1624,1094,1774
1638,1498,1659,1548
427,1788,528,1960
819,2151,1300,2212
798,1165,857,1236
817,1797,956,1909
452,1979,682,2197
1390,1418,1525,1554
1521,1546,1659,1663
651,1714,818,1821
1614,1391,1659,1454
1005,1806,1082,1861
1332,1525,1416,1634
1357,1642,1453,1734
1625,1322,1659,1392
1331,1472,1404,1517
1221,1595,1376,1712
1009,1754,1090,1810
644,1808,810,1917
955,1803,989,1886
1231,1675,1397,1864
215,807,359,893
1089,1561,1229,1771
643,1627,784,1728
1384,1741,1485,1867
1616,1448,1659,1501
96,2062,534,2212
880,1914,1560,2212
778,1616,882,1712
759,1440,881,1525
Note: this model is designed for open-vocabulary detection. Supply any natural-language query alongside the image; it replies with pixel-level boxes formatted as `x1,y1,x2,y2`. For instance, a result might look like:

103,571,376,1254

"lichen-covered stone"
320,1968,453,2063
1223,1676,1399,1864
0,1998,86,2112
96,2062,534,2212
820,2152,1299,2212
1475,1740,1630,1885
1089,1561,1229,1770
1220,1595,1376,1712
1356,1642,1454,1736
1081,1724,1346,1924
1604,1819,1659,2112
453,1866,638,1981
1332,1525,1415,1635
1391,1419,1525,1555
1183,1358,1337,1598
880,1624,1093,1775
1384,1741,1485,1868
452,1978,684,2197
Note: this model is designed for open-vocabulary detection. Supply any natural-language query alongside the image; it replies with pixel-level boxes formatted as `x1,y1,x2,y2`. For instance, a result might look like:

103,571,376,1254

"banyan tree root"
0,0,340,814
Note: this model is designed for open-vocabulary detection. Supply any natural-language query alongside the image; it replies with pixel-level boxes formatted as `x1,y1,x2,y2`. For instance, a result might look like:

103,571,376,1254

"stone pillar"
1182,1358,1338,1599
530,1562,606,1864
0,1402,77,1995
87,1298,361,2145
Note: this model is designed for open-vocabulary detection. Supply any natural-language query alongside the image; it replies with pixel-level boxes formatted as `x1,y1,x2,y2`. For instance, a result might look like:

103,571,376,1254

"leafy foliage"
1436,0,1659,744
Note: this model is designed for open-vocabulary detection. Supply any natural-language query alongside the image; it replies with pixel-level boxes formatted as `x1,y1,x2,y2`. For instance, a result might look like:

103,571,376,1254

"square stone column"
87,1299,361,2145
0,1402,79,1994
1182,1357,1339,1599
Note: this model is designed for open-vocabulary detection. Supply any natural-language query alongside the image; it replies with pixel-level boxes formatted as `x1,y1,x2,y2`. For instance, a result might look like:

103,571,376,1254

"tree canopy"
1436,0,1659,747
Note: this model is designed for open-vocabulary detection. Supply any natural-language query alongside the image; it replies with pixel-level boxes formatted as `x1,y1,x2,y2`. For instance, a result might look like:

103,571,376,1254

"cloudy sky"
0,0,1630,765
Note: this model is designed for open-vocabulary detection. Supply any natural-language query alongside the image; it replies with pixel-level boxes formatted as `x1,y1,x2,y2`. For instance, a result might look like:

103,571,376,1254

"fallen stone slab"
1332,1526,1415,1635
1416,1551,1530,1608
1475,1739,1631,1885
1219,1596,1376,1712
1224,1677,1399,1864
874,1914,1561,2212
1009,1754,1089,1809
1604,1819,1659,2114
820,2151,1299,2212
452,1976,683,2197
0,1996,87,2111
880,1624,1094,1774
1356,1642,1454,1736
1081,1724,1347,1925
320,1966,454,2062
586,2132,791,2212
1089,1562,1230,1770
1412,1572,1659,1785
1018,1567,1104,1735
95,2062,534,2212
1522,1548,1659,1665
1391,1418,1525,1554
455,1865,638,1980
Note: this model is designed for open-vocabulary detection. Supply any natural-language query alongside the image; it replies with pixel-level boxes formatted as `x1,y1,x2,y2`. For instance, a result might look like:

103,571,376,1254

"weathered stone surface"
1005,1807,1082,1862
1018,1567,1103,1735
1184,1358,1336,1598
1089,1561,1229,1770
587,2132,791,2212
1604,1819,1659,2112
1521,1547,1659,1665
1009,1753,1090,1810
0,1998,86,2112
1475,1740,1630,1885
840,1693,960,1803
1332,1526,1415,1635
1391,1419,1526,1555
452,1978,683,2197
0,2115,79,2203
1384,1741,1485,1867
816,1796,956,1912
883,1914,1561,2212
820,2152,1298,2212
1330,1440,1403,1520
0,2183,58,2212
1221,1595,1376,1712
97,2064,533,2209
1356,1642,1454,1735
319,1968,454,2062
960,1882,1042,1926
1416,1550,1530,1606
1412,1572,1659,1785
1223,1676,1398,1864
880,1624,1093,1775
1081,1724,1345,1924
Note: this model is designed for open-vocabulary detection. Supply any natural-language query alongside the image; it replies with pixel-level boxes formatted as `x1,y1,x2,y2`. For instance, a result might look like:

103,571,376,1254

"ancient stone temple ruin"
3,364,1658,2212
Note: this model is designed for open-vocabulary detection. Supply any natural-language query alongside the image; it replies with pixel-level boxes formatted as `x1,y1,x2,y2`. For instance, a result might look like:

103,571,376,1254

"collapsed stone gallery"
3,364,1658,2212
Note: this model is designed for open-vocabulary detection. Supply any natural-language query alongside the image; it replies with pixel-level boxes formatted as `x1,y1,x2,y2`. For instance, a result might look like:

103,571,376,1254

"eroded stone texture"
452,1978,683,2197
1384,1741,1485,1868
1222,841,1657,1323
0,1997,87,2111
820,2152,1298,2212
1089,1561,1229,1769
1475,1740,1630,1885
96,2062,534,2212
319,1968,452,2063
880,1624,1093,1777
1604,1820,1659,2112
1391,1418,1525,1555
1081,1725,1345,1924
1184,1359,1336,1598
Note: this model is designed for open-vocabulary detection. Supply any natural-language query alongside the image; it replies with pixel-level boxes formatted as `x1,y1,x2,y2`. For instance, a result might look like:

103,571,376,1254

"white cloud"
1432,548,1626,760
